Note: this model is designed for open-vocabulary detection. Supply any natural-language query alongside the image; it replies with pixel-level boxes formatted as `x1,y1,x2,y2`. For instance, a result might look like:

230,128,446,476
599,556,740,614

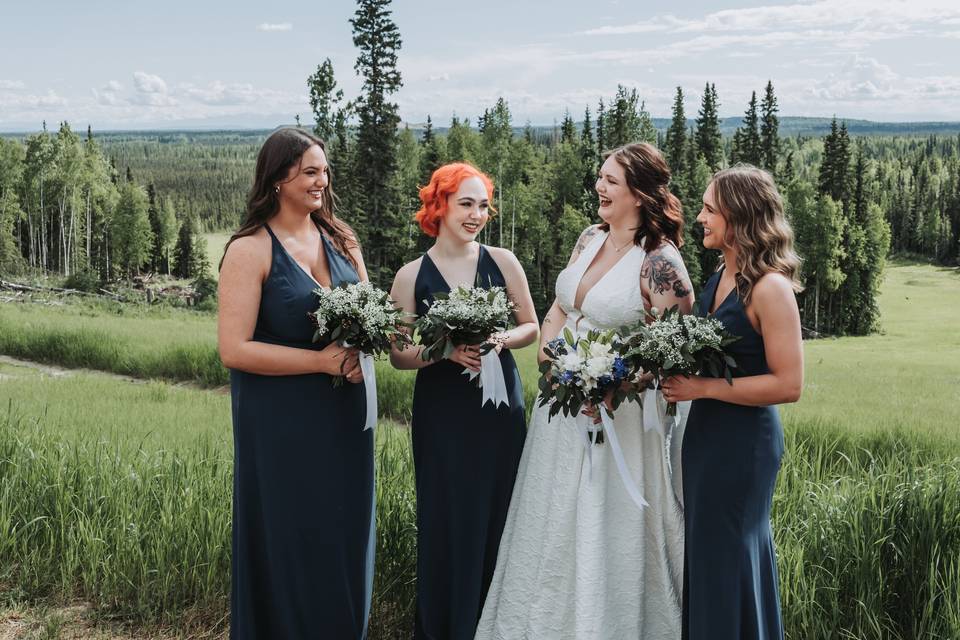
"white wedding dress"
475,230,686,640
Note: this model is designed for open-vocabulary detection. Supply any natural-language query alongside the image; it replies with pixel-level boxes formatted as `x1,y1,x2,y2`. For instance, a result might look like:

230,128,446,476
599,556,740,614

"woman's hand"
321,343,362,382
448,344,482,372
581,390,616,425
488,333,508,355
660,374,706,403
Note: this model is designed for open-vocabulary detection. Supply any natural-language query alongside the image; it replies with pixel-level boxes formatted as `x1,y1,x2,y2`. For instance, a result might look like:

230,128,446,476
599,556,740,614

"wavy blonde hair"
711,165,802,305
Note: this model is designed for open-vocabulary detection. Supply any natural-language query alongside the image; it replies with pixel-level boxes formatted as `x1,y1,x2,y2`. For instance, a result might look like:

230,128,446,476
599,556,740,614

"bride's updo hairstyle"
415,162,496,237
710,164,803,305
602,142,684,253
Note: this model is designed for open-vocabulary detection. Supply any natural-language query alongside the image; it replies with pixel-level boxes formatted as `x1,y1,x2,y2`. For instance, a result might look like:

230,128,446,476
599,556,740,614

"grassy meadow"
0,259,957,638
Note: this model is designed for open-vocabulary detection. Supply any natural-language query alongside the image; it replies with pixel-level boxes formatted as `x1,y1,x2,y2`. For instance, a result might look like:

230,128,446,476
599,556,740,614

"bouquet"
536,327,637,440
621,305,740,417
537,327,647,508
311,281,411,429
415,284,516,407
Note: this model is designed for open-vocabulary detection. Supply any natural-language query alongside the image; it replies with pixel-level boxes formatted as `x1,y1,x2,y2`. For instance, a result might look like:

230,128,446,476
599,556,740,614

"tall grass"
0,405,419,638
2,403,958,638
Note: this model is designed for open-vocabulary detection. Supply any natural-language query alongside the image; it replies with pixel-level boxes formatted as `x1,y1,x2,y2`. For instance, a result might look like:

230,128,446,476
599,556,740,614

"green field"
0,260,958,638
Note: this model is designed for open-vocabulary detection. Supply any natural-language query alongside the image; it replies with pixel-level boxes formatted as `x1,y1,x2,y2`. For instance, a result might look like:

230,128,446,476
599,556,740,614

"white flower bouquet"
537,327,648,508
621,305,740,416
311,282,411,430
415,284,516,407
536,327,638,442
415,284,515,362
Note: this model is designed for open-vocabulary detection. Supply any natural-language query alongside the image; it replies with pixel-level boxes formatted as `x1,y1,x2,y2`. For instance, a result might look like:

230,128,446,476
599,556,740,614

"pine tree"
760,80,780,173
419,115,442,186
112,180,153,277
637,101,657,145
350,0,404,285
560,110,576,145
307,58,344,142
596,98,606,159
695,83,723,172
731,91,761,166
665,87,687,178
173,214,207,279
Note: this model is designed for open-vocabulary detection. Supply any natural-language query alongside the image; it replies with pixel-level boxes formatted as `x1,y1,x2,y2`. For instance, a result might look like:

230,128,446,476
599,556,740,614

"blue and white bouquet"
537,327,647,508
537,327,637,434
415,284,516,408
621,305,739,417
311,281,411,429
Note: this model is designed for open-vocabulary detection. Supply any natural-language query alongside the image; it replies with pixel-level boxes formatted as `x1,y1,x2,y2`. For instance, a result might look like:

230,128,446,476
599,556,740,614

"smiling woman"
389,162,539,639
217,127,375,639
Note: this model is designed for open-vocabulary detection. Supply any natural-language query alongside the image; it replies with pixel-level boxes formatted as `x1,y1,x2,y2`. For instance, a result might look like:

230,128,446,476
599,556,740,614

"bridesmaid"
218,128,374,639
661,165,803,640
389,162,538,639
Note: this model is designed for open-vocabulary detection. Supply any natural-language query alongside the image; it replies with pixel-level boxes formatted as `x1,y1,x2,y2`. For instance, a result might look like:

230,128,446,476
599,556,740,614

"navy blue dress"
230,224,374,639
412,246,526,640
682,269,785,640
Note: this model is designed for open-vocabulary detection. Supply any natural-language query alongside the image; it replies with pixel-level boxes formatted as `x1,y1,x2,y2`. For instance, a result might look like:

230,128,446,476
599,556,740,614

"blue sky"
1,0,959,130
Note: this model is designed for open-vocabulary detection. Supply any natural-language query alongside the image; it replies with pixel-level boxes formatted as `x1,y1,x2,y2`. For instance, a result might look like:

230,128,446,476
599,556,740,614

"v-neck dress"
229,224,374,639
476,229,686,639
410,245,526,640
681,268,785,640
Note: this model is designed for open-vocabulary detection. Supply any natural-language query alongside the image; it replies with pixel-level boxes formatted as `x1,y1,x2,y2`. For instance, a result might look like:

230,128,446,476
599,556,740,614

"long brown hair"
601,142,684,253
710,164,803,305
220,128,358,269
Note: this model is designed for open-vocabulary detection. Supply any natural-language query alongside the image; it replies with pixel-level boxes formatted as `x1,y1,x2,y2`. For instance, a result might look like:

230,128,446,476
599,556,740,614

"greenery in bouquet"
415,284,515,362
620,304,740,414
537,328,640,441
311,282,412,369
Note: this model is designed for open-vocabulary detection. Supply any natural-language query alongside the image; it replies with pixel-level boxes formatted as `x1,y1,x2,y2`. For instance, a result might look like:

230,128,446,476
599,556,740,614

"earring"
275,185,280,194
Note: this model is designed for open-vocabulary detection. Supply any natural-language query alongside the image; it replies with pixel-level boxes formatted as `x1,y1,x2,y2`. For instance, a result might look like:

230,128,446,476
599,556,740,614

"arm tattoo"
641,253,692,298
571,226,598,262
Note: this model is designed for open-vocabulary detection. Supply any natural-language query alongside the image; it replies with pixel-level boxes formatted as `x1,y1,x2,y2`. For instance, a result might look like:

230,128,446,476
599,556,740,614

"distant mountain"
4,116,960,139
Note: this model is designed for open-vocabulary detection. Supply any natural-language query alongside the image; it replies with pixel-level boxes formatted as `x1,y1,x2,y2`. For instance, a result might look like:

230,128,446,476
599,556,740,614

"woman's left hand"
488,333,508,354
660,374,706,403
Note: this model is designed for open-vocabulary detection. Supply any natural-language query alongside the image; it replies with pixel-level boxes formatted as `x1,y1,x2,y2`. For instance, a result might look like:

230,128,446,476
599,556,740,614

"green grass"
202,232,234,279
1,260,957,435
1,260,959,637
0,366,416,638
783,260,960,440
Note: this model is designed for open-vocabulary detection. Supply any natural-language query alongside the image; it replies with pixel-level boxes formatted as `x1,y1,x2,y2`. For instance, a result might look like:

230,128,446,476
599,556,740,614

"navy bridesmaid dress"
682,268,785,640
229,224,375,639
412,245,526,640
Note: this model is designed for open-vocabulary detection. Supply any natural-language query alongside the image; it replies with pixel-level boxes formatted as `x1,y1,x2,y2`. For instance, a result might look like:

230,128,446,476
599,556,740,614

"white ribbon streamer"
600,408,649,510
360,352,377,431
575,413,596,479
462,350,511,408
642,385,668,435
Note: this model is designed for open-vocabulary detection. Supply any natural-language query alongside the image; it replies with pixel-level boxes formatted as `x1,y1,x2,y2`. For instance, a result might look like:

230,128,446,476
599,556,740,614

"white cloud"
133,71,167,94
0,89,67,109
131,71,176,107
583,1,960,44
179,80,301,106
257,22,292,32
0,80,25,90
92,80,123,106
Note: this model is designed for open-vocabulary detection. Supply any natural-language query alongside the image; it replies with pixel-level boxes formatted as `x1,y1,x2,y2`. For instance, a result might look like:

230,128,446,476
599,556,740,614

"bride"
476,142,694,639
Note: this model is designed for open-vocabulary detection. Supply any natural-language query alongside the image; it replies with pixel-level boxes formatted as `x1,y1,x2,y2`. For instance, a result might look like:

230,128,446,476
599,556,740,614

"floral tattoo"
641,252,692,299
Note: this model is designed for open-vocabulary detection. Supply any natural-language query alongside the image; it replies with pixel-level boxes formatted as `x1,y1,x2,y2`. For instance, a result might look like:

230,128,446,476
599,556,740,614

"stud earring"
275,185,280,194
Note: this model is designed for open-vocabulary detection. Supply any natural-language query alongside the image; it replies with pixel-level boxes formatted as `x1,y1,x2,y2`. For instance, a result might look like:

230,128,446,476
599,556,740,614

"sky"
1,0,959,131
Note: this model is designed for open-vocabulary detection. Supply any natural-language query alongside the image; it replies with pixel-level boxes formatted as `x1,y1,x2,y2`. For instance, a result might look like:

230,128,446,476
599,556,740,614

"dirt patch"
0,604,227,639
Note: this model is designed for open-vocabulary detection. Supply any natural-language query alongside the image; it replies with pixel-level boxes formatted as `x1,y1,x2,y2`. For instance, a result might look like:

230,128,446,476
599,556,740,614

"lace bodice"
555,228,647,333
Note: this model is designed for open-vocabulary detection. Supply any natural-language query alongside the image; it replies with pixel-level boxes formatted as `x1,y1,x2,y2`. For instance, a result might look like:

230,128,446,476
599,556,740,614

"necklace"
608,233,633,252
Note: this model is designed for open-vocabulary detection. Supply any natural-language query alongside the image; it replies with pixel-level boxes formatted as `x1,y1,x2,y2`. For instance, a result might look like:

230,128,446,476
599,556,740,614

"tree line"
0,123,212,289
2,0,959,336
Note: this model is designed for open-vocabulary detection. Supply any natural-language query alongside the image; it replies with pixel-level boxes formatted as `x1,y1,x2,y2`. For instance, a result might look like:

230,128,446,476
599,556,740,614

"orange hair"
414,162,496,237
